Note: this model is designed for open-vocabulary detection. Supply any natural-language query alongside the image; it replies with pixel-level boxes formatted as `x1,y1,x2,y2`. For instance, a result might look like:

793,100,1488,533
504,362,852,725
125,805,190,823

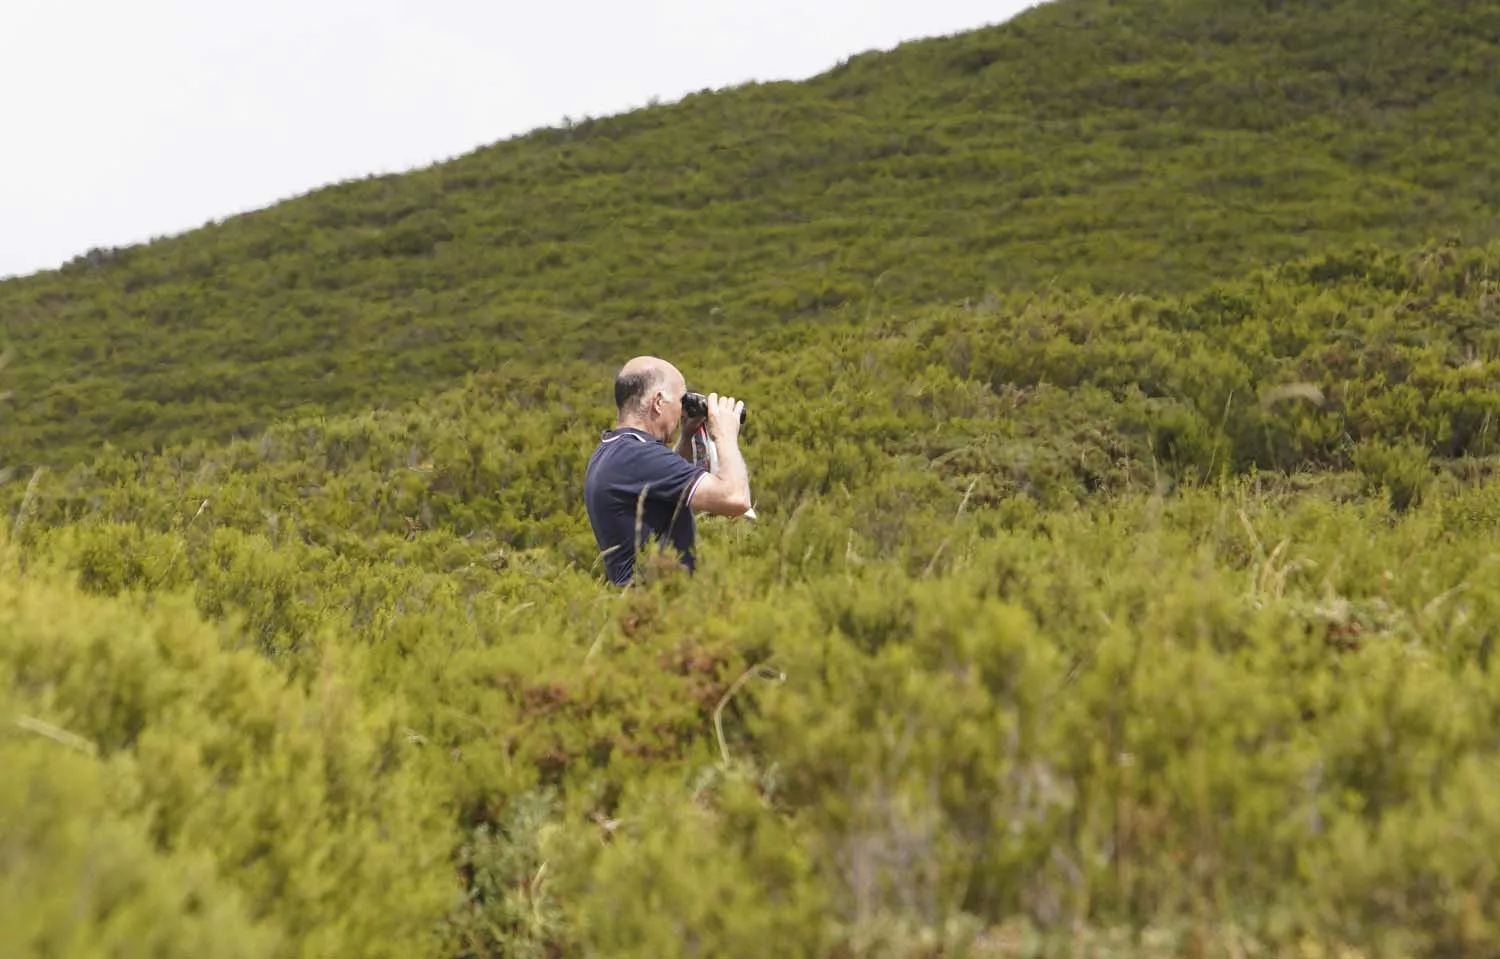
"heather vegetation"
8,240,1500,957
7,0,1500,956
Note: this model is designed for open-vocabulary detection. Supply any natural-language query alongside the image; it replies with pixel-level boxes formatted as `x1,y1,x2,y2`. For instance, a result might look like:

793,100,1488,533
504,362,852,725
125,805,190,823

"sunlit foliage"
6,0,1500,956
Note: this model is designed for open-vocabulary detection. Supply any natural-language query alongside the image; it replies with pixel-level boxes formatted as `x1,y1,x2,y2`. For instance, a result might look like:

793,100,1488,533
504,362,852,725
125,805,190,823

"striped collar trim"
601,427,653,444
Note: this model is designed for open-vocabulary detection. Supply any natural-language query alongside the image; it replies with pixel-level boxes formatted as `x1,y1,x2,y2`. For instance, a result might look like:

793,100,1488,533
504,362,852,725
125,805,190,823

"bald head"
611,355,689,441
614,355,683,415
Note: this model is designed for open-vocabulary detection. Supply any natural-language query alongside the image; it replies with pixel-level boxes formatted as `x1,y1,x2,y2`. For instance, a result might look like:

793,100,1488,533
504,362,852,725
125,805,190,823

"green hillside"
9,0,1500,956
7,239,1500,957
4,0,1500,467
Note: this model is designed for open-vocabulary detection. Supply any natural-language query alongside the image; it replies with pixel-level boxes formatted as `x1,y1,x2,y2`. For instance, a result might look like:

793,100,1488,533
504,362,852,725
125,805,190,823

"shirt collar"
601,426,656,444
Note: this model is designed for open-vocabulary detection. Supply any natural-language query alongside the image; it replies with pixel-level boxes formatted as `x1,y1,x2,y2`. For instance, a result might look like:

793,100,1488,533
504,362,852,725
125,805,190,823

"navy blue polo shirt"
584,427,708,586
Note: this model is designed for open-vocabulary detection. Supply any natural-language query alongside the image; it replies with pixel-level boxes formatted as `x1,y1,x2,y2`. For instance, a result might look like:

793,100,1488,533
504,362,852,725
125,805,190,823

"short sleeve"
632,442,708,506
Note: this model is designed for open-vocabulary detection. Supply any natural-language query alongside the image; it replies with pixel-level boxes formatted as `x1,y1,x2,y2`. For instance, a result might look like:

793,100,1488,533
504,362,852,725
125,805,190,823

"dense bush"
0,551,458,958
11,470,1500,956
8,240,1500,956
6,0,1500,953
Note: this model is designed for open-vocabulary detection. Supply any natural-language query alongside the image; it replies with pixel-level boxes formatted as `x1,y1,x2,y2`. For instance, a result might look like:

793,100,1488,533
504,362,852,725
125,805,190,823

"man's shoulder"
588,428,703,489
591,428,652,464
594,429,680,464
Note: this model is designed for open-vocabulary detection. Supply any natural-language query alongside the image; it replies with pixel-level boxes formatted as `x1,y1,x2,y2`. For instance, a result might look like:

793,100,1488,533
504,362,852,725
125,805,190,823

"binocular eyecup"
683,391,746,424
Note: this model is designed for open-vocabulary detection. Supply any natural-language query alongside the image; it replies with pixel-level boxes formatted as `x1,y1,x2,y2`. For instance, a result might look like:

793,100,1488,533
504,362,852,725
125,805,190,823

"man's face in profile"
657,368,687,439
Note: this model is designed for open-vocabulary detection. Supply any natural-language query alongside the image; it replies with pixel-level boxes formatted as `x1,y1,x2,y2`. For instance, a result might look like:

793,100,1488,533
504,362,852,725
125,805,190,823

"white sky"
0,0,1041,280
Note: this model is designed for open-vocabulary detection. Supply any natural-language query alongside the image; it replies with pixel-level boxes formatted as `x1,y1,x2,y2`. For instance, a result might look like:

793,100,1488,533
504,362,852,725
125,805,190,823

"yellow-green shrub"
0,549,459,957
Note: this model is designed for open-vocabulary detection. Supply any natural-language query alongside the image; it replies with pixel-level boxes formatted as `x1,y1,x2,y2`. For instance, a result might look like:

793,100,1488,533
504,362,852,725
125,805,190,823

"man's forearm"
675,428,696,462
710,435,752,507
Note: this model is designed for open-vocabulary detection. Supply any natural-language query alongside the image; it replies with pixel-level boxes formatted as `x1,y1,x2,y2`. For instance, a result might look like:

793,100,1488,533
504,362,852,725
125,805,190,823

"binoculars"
683,391,747,424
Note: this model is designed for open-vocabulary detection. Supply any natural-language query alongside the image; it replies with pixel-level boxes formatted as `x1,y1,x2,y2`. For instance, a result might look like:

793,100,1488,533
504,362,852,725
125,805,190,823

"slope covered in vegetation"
7,238,1500,957
8,0,1500,955
3,0,1500,467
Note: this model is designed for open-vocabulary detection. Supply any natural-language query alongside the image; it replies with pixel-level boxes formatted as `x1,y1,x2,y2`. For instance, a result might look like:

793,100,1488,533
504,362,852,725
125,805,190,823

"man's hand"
706,393,743,444
685,391,752,517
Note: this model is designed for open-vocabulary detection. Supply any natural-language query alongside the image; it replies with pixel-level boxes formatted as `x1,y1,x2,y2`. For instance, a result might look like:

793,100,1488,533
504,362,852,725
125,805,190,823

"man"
584,356,752,586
